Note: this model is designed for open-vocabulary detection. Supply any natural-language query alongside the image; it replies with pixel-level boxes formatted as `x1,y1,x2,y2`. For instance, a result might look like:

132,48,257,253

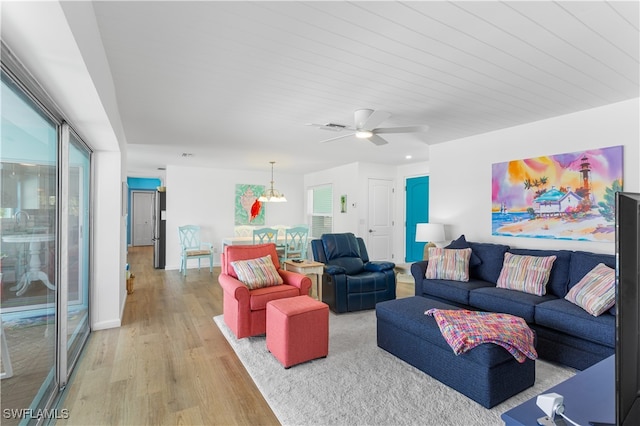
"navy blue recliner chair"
311,233,396,313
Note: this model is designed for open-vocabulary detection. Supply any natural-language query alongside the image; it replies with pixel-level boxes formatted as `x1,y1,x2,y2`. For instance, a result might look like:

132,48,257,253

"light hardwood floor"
57,246,414,425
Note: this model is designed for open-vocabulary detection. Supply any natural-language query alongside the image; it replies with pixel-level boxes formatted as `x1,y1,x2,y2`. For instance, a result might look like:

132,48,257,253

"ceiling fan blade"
368,134,389,146
319,133,355,143
358,109,391,130
374,125,429,134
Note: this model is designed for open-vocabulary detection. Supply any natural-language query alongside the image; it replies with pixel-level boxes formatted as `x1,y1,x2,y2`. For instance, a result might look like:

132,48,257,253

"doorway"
366,178,394,261
405,176,430,262
131,191,154,246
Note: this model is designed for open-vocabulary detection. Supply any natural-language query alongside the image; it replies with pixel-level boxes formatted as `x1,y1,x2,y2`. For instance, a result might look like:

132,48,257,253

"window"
308,185,333,238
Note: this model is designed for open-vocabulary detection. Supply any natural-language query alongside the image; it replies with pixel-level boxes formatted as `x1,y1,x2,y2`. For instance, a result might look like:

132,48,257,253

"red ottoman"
266,295,329,368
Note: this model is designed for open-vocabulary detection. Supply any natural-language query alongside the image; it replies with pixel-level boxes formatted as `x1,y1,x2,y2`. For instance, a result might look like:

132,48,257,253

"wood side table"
283,260,324,301
393,263,412,276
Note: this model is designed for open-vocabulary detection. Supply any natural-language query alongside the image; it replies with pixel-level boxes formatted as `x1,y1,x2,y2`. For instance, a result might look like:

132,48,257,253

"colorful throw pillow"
496,253,557,296
565,263,615,316
231,255,283,290
445,234,482,268
425,248,472,282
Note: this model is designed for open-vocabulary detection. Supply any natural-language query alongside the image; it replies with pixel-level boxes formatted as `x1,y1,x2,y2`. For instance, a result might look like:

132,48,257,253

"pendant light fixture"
258,161,287,203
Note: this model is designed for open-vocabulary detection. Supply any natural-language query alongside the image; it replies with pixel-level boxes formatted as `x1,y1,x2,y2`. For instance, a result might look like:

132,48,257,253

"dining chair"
234,225,255,238
281,226,309,262
178,225,214,276
252,227,279,244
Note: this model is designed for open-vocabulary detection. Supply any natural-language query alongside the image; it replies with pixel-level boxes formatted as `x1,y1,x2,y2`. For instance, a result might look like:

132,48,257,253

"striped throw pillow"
496,253,557,296
425,248,472,282
231,255,284,290
565,263,615,316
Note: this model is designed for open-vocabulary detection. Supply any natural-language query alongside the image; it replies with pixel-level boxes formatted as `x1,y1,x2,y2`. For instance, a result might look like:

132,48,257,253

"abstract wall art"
492,146,623,242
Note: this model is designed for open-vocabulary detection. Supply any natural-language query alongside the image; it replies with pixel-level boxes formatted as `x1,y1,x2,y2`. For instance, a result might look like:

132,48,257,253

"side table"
394,263,415,299
393,263,412,276
283,260,324,301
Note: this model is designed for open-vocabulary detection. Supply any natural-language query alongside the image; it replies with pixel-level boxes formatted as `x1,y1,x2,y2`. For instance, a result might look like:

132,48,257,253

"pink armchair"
218,243,312,339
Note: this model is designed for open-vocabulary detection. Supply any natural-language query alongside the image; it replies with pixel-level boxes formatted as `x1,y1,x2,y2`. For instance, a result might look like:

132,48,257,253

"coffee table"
501,355,614,425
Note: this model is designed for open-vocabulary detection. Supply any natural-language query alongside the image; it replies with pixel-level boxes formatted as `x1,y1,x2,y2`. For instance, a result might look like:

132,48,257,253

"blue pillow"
446,234,482,268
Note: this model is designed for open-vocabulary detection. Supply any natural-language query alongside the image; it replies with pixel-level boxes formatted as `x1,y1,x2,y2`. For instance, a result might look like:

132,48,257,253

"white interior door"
367,178,394,261
132,191,154,246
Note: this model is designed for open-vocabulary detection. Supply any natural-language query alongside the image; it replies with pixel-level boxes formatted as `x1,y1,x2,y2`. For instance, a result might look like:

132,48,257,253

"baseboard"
91,318,121,331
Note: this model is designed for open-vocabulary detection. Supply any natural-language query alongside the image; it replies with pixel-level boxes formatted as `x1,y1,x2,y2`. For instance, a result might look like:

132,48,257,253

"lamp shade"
415,223,445,243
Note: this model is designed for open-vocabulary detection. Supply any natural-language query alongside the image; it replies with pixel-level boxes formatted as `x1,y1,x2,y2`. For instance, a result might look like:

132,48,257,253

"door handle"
368,229,375,233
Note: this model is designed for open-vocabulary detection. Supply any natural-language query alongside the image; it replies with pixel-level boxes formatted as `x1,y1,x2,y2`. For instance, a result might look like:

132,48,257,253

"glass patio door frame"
1,42,92,423
57,123,92,386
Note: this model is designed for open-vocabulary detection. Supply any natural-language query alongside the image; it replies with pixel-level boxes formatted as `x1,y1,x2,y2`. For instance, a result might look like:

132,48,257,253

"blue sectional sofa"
411,238,616,370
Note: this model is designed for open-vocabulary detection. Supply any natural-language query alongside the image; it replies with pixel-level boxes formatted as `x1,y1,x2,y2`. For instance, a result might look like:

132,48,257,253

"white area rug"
214,310,575,425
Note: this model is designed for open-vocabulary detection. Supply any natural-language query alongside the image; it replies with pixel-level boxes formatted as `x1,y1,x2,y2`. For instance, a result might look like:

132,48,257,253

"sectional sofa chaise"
409,236,616,370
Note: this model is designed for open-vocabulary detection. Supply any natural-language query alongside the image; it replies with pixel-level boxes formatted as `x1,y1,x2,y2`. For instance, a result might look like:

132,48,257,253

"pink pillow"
565,263,615,316
496,253,556,296
425,248,472,282
231,255,283,290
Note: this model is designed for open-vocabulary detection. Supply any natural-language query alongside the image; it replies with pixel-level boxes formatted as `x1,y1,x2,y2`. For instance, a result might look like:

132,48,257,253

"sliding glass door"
1,68,59,424
1,52,92,424
62,129,91,381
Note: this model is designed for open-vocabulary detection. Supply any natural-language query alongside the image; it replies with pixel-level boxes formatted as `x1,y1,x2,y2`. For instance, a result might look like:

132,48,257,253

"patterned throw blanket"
424,309,537,363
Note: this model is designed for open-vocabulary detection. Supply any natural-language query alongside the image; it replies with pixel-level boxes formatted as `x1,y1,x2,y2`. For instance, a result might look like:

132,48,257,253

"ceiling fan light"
355,130,373,139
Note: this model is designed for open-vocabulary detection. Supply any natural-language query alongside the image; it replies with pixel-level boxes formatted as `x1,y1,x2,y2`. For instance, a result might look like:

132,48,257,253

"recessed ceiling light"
405,155,412,159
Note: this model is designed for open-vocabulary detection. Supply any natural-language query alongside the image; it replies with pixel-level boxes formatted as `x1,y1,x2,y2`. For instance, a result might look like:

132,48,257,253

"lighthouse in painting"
579,155,592,204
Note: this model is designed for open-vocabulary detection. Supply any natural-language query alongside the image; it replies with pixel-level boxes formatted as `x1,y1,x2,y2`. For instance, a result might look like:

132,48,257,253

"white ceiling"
89,1,639,175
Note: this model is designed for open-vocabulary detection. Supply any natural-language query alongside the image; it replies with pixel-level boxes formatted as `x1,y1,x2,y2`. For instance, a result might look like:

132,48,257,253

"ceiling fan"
306,109,429,146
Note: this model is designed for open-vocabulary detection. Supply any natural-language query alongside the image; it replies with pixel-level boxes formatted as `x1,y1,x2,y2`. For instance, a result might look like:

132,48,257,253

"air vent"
321,123,347,132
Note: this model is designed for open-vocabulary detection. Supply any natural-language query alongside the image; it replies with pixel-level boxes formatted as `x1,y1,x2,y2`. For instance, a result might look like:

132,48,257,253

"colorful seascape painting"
492,146,623,242
235,184,265,225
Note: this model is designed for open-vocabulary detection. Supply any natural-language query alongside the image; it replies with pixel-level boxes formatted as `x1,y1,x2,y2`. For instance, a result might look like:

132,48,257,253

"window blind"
309,185,332,238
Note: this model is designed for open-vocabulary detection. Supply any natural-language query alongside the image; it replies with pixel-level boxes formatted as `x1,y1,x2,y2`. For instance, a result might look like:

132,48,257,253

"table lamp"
415,223,445,260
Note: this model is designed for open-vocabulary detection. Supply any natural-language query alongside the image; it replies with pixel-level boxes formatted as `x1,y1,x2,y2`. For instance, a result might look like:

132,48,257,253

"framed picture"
340,195,347,213
235,184,265,225
491,145,623,242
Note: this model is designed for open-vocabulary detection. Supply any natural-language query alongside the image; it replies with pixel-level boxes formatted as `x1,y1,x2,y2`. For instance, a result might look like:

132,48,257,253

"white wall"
91,151,126,330
303,161,401,259
165,165,305,269
428,98,640,256
304,162,360,235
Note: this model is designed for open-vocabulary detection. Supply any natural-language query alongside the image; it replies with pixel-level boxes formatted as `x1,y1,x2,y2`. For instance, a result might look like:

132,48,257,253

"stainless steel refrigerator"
153,189,166,269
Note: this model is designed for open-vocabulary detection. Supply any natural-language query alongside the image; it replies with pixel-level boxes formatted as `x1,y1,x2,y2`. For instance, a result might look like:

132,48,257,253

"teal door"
405,176,430,262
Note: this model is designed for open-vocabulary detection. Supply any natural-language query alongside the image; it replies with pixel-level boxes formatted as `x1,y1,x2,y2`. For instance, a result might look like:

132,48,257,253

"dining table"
2,233,56,296
221,236,287,247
